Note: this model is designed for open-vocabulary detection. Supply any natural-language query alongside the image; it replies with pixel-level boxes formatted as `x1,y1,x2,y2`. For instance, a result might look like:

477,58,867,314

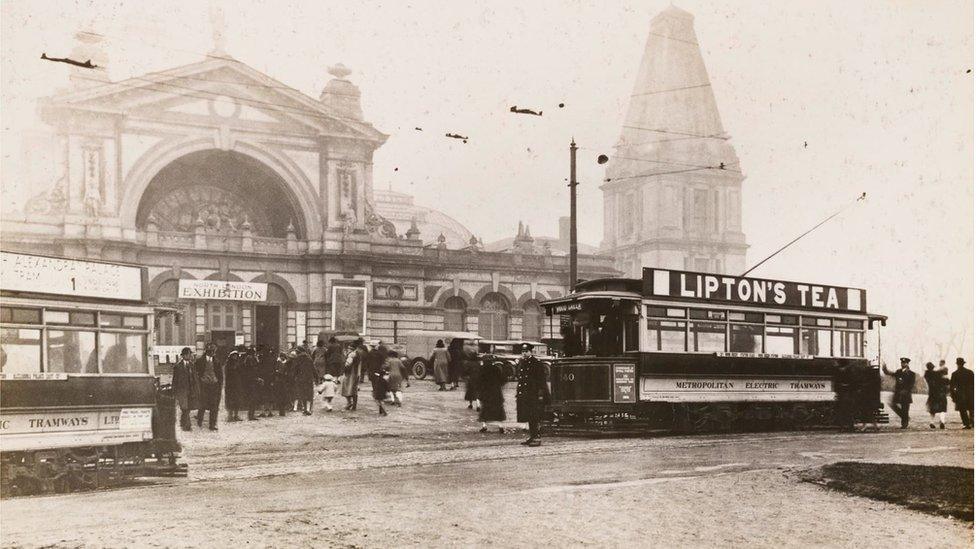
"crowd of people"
882,356,973,430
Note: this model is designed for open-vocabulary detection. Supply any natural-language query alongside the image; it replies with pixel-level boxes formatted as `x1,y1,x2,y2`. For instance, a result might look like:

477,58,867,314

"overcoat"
950,367,974,410
341,347,365,398
172,358,200,410
478,358,507,423
241,353,261,408
273,357,294,408
385,357,405,392
369,362,390,401
430,348,450,384
325,343,345,377
194,354,224,411
311,344,329,379
462,348,481,401
889,368,916,405
924,367,949,414
293,350,317,401
223,351,244,411
515,356,550,423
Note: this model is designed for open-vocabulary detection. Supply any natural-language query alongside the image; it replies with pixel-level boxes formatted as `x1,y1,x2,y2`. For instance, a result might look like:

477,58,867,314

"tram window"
1,307,42,324
100,332,148,373
690,309,726,320
46,330,98,373
833,330,863,358
801,328,831,357
730,324,762,352
647,306,668,318
691,321,725,352
647,320,686,351
44,310,70,324
99,313,123,327
834,319,864,330
802,316,831,327
766,326,798,354
666,308,686,318
0,328,41,373
728,311,763,323
123,315,146,329
766,314,798,325
69,312,96,326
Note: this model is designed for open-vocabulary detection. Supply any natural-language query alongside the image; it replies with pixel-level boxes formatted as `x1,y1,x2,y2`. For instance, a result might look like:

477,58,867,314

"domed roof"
373,189,474,249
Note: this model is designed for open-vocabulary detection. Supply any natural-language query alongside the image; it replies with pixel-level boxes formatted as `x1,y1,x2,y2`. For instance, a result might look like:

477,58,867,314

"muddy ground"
1,383,972,547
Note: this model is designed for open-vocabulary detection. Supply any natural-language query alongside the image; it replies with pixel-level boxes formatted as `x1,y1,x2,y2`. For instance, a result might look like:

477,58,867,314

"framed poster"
331,285,367,334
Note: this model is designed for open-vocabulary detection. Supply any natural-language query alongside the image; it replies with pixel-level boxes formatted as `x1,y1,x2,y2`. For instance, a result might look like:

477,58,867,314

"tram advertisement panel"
639,376,835,402
644,268,866,313
613,364,636,403
0,407,154,451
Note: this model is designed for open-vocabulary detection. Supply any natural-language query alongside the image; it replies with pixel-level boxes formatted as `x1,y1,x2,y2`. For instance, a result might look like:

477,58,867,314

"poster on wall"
332,285,366,335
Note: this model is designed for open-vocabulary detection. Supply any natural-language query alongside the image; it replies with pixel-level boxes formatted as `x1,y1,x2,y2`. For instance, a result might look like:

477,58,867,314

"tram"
540,267,887,434
0,251,184,495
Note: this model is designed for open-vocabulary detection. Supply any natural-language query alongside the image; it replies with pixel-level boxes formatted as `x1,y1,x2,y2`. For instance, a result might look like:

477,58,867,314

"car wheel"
411,359,428,380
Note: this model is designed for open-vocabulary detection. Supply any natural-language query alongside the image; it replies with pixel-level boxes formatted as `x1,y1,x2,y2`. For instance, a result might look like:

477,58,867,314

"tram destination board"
0,251,146,302
643,268,866,313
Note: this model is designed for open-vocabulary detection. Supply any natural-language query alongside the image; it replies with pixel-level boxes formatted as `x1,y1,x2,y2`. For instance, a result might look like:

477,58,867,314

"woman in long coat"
223,346,245,422
341,339,366,410
463,345,481,409
478,355,506,433
293,347,317,415
369,358,390,416
430,340,451,391
385,349,406,406
924,361,949,429
273,352,294,416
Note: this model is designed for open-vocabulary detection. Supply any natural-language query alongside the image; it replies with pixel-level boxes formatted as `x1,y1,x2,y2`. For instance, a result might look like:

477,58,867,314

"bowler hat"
957,357,967,365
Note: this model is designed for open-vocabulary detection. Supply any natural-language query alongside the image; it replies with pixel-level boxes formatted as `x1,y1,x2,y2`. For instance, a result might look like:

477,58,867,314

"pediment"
46,57,386,142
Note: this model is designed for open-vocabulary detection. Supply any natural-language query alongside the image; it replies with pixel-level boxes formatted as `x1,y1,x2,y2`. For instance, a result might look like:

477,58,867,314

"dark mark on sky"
414,127,423,131
558,103,565,108
804,141,808,148
597,154,609,165
445,133,468,143
510,106,542,116
41,53,96,69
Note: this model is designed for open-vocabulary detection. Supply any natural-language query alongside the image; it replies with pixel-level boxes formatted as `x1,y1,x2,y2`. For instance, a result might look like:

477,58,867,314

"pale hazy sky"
1,0,973,362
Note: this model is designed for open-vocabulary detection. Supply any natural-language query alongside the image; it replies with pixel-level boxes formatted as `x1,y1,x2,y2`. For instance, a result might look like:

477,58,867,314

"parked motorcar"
401,330,481,379
477,340,551,380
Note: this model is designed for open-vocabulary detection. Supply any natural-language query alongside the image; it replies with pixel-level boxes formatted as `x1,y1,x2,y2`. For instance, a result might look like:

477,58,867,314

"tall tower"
601,6,747,277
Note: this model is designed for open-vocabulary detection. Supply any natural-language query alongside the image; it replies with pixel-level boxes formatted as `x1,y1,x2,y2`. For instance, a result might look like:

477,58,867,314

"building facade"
2,34,615,352
601,6,748,277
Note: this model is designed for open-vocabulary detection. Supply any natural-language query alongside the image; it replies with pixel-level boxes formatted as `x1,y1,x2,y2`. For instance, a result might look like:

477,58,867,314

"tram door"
255,305,280,350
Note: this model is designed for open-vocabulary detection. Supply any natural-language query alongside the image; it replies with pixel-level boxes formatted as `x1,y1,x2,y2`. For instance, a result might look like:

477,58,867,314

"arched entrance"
135,150,307,238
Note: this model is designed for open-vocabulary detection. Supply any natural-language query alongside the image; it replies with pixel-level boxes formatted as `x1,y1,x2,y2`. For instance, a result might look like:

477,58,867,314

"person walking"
950,357,974,429
293,346,317,415
172,347,199,432
882,357,916,429
325,336,344,377
312,336,329,380
224,346,244,422
341,338,366,410
430,340,451,391
241,346,261,421
369,356,390,416
463,344,481,410
478,354,506,433
515,343,550,446
317,373,339,411
384,349,406,406
923,361,949,429
194,343,223,431
366,341,388,382
448,338,462,390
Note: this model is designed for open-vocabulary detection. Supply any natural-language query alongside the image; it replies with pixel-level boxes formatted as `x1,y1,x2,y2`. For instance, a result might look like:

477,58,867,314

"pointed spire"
517,220,524,238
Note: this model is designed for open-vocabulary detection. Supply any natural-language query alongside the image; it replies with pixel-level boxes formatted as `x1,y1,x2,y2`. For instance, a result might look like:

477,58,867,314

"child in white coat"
317,373,339,411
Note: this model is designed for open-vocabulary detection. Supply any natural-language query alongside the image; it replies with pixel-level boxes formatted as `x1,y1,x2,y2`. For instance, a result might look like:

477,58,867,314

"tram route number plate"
613,364,636,403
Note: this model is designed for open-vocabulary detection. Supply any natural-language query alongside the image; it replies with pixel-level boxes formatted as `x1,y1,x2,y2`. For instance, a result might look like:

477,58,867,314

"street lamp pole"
569,139,578,292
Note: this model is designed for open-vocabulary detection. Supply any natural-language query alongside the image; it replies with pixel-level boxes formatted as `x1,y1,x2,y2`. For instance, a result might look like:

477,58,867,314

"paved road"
2,384,972,547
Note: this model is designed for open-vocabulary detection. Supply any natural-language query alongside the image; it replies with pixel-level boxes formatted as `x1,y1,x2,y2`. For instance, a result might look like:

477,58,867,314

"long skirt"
340,371,359,397
479,385,505,422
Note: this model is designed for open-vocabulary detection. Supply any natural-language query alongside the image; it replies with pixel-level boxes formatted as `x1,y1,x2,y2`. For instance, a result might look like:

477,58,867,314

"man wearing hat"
949,357,973,429
882,357,916,429
515,343,550,447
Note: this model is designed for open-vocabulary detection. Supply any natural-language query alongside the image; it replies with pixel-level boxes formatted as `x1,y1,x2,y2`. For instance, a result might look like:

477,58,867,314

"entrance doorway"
211,330,236,360
255,305,281,350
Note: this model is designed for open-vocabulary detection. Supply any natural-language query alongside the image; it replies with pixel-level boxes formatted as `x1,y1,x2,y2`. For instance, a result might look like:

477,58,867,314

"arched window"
522,300,542,341
443,296,466,331
478,293,510,339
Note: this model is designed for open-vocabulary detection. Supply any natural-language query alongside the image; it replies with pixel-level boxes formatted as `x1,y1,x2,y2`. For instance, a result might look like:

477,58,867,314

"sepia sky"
1,0,973,362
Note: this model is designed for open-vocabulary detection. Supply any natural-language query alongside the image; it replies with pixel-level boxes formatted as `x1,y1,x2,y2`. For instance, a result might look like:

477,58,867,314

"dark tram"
541,267,888,434
0,251,185,495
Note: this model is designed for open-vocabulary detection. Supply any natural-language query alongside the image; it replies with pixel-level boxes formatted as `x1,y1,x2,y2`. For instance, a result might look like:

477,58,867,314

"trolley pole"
569,139,579,292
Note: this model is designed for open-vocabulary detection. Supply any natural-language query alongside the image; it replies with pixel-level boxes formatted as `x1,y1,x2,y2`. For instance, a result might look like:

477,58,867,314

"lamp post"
569,139,578,292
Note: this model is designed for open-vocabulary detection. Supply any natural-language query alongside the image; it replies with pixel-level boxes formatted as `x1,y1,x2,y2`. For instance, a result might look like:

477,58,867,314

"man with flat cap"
949,357,973,429
882,357,916,429
516,343,550,447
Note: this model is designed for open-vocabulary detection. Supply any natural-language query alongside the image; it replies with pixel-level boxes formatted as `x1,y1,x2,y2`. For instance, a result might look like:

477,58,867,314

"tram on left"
0,251,186,496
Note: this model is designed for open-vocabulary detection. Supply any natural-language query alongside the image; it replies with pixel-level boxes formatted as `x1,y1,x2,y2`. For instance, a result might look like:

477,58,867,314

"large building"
601,6,748,277
1,31,615,353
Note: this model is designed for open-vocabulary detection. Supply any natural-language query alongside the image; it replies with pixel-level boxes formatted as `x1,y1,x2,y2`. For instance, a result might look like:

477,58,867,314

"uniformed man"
949,357,974,429
515,343,550,447
882,357,916,429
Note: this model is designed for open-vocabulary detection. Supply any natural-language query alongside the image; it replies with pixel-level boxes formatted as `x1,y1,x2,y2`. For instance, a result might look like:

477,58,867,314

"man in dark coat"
923,361,949,429
515,344,550,446
292,347,317,415
241,346,261,421
950,357,974,429
325,336,344,377
478,355,506,433
273,351,295,416
171,347,199,431
256,346,277,417
194,343,223,431
224,346,245,422
882,357,916,429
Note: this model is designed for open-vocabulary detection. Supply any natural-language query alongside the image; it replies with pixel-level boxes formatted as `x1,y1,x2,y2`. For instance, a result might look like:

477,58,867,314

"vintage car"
477,340,552,380
401,330,481,379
